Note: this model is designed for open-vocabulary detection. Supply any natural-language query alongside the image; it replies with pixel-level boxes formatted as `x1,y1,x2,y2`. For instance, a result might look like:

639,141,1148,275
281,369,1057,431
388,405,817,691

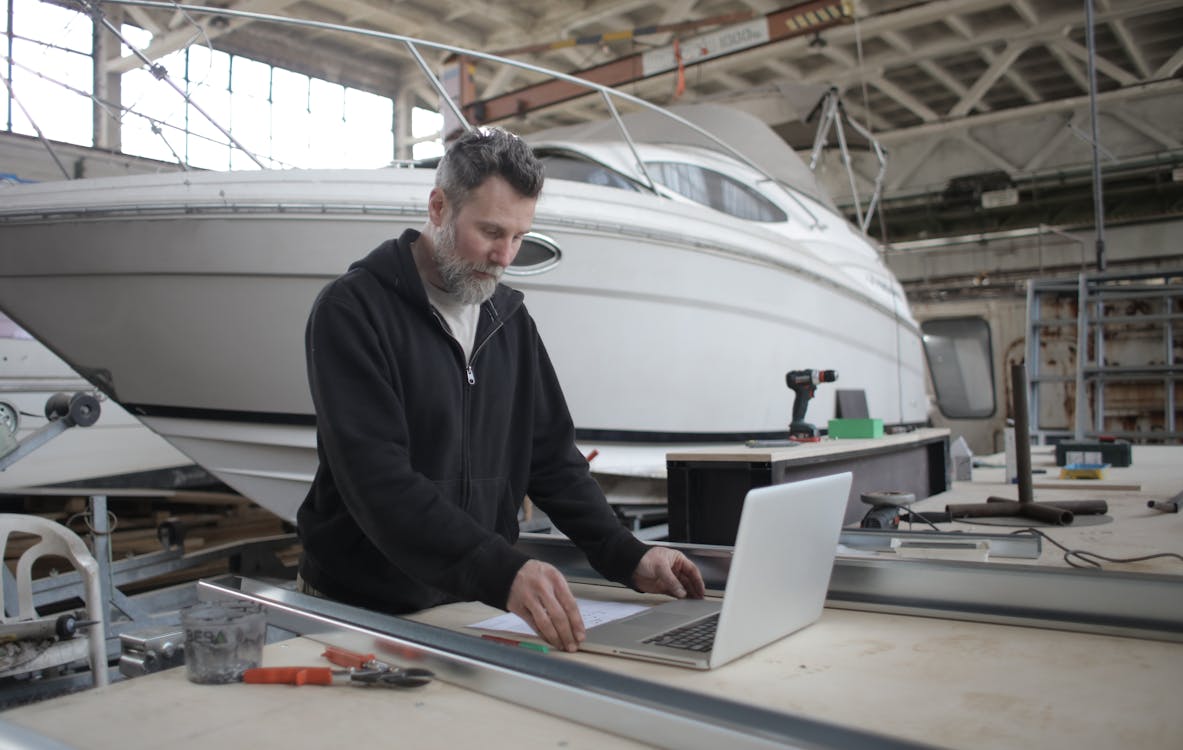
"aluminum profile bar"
837,529,1041,558
202,576,932,750
828,558,1183,642
513,535,1183,643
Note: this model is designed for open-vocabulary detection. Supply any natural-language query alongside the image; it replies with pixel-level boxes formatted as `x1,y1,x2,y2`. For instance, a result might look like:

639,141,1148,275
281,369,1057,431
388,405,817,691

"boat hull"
0,337,196,490
0,170,927,520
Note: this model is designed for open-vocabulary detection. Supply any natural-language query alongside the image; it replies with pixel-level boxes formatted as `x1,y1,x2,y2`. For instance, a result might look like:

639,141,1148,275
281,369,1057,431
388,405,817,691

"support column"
393,88,413,162
92,6,122,153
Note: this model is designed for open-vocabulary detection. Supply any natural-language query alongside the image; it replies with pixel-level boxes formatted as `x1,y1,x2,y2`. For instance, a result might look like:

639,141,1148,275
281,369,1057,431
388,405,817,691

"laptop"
580,472,852,669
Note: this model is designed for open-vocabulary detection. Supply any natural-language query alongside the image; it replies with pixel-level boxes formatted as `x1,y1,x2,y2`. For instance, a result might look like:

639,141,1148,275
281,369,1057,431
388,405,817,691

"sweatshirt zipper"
430,303,505,509
460,308,505,508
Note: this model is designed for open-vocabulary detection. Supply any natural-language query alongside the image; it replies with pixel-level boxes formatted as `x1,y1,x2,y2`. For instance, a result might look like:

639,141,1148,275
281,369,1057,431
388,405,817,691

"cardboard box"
827,418,884,439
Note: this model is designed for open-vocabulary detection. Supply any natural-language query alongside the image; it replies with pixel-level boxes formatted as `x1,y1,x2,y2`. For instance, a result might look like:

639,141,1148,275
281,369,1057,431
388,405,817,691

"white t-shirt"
421,277,480,362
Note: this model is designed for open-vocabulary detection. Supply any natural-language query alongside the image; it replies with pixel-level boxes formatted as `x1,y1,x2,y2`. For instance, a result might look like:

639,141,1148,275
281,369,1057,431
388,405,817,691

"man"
297,127,704,652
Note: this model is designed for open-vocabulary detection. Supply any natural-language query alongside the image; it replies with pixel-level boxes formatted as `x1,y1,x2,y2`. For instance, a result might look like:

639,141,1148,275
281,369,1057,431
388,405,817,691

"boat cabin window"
537,154,639,191
506,232,562,276
921,317,996,419
644,161,787,223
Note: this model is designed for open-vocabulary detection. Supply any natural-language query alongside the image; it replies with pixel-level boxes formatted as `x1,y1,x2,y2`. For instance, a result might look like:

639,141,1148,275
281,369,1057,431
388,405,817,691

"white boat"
0,35,927,522
0,313,198,491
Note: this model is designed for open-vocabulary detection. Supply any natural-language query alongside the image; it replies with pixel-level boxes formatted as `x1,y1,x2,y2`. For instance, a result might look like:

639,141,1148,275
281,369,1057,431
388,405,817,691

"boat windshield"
538,153,640,192
644,161,787,223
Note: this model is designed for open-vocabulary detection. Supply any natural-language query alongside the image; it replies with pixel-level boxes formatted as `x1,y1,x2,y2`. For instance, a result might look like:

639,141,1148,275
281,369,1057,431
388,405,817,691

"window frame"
920,316,998,420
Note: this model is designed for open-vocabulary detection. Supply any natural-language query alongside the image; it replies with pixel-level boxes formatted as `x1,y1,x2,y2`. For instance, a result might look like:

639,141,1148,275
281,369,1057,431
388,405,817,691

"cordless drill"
786,369,837,440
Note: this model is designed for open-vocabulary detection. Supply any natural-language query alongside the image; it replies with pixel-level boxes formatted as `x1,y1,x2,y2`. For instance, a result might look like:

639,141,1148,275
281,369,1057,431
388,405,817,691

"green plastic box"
827,418,884,439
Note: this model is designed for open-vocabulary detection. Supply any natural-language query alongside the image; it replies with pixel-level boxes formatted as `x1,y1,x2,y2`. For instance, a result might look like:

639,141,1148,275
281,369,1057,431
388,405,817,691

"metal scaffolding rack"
1026,270,1182,443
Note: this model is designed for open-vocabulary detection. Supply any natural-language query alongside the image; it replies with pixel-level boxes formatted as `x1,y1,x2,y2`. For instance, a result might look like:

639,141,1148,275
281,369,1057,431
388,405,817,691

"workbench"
3,446,1181,749
667,427,951,542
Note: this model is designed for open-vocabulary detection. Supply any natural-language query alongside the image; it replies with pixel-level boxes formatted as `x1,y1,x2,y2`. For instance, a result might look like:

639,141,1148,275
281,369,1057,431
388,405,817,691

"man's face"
429,175,538,305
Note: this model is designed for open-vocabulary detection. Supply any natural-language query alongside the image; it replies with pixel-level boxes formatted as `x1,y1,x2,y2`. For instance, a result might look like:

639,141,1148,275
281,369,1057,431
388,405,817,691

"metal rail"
203,576,932,750
515,535,1183,643
99,0,826,229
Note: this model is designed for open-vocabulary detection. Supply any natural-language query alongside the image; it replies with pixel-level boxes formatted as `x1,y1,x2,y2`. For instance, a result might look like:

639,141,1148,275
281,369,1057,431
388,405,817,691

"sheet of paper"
468,598,650,636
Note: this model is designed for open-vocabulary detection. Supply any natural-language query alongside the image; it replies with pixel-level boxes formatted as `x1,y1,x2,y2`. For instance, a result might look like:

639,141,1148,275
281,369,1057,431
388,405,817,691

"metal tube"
1075,273,1088,440
1012,363,1035,504
1084,0,1106,271
601,90,657,192
403,40,471,135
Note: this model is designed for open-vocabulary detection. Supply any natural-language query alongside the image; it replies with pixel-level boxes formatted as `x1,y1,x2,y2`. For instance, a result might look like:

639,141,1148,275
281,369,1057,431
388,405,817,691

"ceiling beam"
1047,43,1090,92
948,41,1029,117
869,73,941,123
107,0,304,74
975,42,1041,104
331,0,483,47
1051,36,1138,86
922,58,987,110
834,96,894,133
1009,0,1040,26
1022,113,1076,172
1152,45,1183,79
801,0,1180,89
1106,109,1182,151
464,1,854,124
442,0,533,29
874,78,1182,145
886,136,943,190
957,132,1019,173
121,4,162,34
1106,18,1151,80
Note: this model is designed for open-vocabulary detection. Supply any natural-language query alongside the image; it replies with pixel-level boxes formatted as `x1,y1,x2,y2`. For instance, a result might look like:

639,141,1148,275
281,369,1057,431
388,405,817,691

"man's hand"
632,547,706,599
506,560,585,652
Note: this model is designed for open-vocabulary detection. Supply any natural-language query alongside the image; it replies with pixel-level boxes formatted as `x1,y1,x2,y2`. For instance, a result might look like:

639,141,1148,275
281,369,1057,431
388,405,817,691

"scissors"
242,644,433,688
242,665,432,688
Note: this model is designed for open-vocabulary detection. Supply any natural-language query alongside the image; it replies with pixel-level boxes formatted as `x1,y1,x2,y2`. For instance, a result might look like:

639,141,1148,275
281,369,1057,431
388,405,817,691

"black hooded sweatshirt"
297,229,648,614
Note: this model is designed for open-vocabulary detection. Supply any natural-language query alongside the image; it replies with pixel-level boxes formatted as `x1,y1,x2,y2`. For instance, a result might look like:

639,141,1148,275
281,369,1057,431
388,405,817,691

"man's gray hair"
435,127,544,210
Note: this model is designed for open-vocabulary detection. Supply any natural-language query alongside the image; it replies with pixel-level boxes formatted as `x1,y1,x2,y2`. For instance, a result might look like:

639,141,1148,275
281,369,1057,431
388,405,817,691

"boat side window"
921,317,996,419
506,232,562,276
644,161,787,223
538,154,639,191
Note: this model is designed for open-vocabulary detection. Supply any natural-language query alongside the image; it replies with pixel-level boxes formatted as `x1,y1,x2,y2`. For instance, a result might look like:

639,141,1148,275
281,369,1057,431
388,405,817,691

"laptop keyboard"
642,613,719,652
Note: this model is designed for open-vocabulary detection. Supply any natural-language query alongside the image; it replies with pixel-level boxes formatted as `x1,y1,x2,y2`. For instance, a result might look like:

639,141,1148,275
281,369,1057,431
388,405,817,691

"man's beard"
430,219,502,305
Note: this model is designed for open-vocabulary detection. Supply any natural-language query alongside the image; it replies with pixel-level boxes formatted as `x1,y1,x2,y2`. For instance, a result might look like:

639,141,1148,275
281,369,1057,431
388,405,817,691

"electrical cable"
1010,527,1183,570
65,510,118,537
899,508,943,532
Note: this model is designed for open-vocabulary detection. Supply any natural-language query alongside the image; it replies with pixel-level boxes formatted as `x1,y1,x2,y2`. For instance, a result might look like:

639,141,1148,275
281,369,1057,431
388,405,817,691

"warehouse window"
644,161,786,222
2,3,396,170
921,317,996,419
120,34,394,170
3,0,93,146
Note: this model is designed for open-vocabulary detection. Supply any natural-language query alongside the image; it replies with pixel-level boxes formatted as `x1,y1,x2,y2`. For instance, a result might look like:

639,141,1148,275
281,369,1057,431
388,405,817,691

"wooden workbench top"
1,634,651,750
666,427,950,463
400,583,1183,750
906,443,1183,573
